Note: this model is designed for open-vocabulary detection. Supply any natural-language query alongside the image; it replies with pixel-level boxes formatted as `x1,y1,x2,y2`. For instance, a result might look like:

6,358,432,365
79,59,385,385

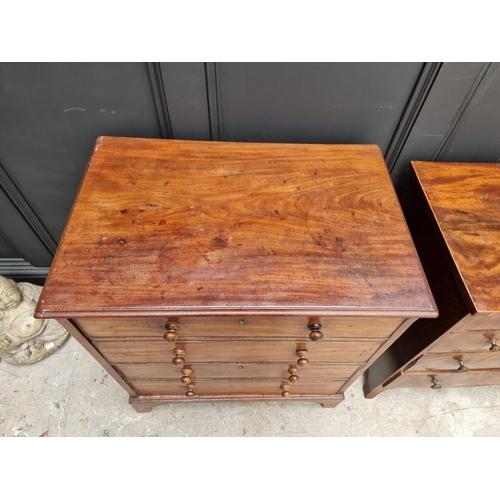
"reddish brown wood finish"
129,394,345,412
412,162,500,314
35,137,436,318
453,314,500,332
428,332,500,353
130,379,345,397
94,339,383,364
57,319,137,397
407,351,500,372
364,162,500,398
386,371,500,390
116,362,358,380
34,138,436,410
76,316,403,340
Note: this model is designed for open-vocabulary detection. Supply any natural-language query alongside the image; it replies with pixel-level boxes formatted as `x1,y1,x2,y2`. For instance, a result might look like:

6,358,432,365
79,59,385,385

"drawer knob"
457,361,468,372
430,377,441,390
308,321,323,341
181,367,193,384
186,384,195,397
172,348,186,366
164,323,178,342
296,349,309,367
288,366,299,383
489,339,500,351
281,382,290,398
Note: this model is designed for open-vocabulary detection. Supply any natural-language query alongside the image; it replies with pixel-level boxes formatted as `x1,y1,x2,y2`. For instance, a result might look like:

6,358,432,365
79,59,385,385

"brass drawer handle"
296,349,309,367
281,382,290,398
488,338,500,351
181,367,193,384
186,383,195,397
172,348,186,366
430,377,441,390
457,360,468,372
288,366,299,383
163,323,178,342
308,320,323,341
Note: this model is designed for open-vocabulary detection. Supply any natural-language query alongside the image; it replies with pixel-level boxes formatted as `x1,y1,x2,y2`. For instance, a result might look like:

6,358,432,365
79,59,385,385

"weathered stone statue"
0,275,69,364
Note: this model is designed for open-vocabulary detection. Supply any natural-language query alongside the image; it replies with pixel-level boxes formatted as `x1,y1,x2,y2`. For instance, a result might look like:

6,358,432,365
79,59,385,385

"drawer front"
407,352,500,372
390,371,500,390
95,340,382,365
129,378,344,397
116,362,360,380
77,316,402,340
429,331,500,353
453,313,500,332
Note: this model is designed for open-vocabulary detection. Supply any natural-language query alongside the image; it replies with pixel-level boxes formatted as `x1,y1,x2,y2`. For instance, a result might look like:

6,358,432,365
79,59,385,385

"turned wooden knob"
281,382,290,398
309,330,323,341
163,323,178,342
172,348,186,366
186,384,195,397
181,367,193,384
489,338,500,351
430,377,441,390
288,366,299,383
296,349,309,366
308,321,323,341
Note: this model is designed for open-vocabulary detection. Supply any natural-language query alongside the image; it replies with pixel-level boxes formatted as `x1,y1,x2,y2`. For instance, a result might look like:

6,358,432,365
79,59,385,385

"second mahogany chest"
364,161,500,398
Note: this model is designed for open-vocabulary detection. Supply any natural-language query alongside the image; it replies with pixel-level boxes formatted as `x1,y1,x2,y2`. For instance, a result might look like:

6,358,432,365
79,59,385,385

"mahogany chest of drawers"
364,161,500,397
35,137,436,412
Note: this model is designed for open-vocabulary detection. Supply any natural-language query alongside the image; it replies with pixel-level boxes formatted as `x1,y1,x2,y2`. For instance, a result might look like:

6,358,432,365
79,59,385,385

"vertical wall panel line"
0,163,57,255
432,62,494,161
205,63,223,141
146,63,173,139
386,62,443,172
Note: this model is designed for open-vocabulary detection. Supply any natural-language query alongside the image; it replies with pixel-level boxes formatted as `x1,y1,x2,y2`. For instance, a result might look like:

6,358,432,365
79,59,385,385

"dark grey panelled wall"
1,62,499,282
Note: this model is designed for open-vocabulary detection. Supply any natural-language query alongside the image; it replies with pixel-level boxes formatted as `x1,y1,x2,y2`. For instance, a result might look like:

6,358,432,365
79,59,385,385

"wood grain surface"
129,379,344,397
35,137,436,318
115,362,359,380
94,339,382,364
128,394,345,412
453,313,500,332
428,331,500,353
412,161,500,314
389,371,500,390
76,315,402,340
365,165,500,398
407,351,500,372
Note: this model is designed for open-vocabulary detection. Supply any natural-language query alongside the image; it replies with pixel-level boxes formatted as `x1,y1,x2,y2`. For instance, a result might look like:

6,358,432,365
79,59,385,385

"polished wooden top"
35,137,436,317
412,161,500,314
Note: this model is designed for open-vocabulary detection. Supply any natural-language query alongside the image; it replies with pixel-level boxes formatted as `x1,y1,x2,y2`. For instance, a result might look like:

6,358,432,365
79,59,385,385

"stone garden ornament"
0,275,69,364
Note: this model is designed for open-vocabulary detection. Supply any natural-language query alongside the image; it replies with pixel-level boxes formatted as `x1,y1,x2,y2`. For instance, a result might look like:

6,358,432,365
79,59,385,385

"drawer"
390,371,500,390
116,362,360,380
129,378,345,397
406,352,500,372
76,316,402,340
429,331,500,353
453,314,500,332
95,339,382,365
